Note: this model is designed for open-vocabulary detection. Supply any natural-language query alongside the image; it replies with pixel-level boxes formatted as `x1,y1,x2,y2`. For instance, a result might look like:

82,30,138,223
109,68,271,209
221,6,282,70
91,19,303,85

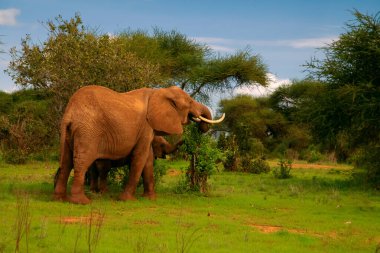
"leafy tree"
304,10,380,186
219,95,287,153
6,15,162,116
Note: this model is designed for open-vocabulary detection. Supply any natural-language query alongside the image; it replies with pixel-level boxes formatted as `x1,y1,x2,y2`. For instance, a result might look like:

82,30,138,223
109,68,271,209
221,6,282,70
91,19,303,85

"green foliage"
219,95,287,154
241,156,270,174
302,146,324,163
180,124,222,193
350,145,380,189
273,159,292,179
303,10,380,186
0,89,55,164
6,15,162,116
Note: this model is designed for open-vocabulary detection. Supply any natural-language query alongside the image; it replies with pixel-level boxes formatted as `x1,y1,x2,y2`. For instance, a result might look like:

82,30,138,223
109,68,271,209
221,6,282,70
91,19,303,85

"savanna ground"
0,159,379,253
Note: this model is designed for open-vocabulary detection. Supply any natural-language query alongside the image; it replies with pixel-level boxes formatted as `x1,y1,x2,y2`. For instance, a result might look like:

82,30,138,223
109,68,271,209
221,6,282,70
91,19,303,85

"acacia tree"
305,10,380,187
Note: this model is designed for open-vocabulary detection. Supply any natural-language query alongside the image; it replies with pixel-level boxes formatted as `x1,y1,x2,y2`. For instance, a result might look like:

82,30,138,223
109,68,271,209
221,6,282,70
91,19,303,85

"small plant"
176,211,202,253
273,159,292,179
180,124,222,193
14,193,31,253
87,208,106,253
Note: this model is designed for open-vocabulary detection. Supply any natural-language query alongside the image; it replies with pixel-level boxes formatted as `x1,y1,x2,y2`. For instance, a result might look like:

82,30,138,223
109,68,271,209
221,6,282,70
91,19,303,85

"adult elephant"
88,136,183,193
53,85,224,204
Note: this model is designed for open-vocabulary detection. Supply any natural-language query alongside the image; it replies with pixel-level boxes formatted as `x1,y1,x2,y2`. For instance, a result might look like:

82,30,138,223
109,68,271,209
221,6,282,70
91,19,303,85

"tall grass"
14,192,31,253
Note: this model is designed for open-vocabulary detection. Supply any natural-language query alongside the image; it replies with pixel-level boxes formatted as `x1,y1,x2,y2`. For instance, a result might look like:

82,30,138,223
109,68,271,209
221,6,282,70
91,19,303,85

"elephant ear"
147,87,188,135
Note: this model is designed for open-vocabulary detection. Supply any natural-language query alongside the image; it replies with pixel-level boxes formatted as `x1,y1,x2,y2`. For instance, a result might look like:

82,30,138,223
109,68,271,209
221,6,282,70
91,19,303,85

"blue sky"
0,0,379,94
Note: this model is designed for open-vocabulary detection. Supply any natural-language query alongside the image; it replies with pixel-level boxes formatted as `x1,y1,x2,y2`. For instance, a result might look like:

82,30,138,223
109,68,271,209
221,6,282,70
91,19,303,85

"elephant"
53,85,224,204
88,136,183,193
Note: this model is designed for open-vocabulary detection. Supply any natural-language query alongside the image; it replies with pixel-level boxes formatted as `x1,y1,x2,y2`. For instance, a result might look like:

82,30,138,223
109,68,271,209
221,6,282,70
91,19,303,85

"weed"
176,210,202,253
14,193,31,253
176,227,202,253
134,233,149,253
87,208,106,253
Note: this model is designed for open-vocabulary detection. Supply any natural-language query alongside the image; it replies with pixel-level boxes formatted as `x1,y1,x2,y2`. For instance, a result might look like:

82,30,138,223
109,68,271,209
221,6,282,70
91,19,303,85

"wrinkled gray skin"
88,136,183,193
53,85,212,204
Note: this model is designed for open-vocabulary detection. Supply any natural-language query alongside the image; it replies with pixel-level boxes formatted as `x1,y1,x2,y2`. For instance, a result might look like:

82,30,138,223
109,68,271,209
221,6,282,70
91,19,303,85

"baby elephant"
88,136,182,193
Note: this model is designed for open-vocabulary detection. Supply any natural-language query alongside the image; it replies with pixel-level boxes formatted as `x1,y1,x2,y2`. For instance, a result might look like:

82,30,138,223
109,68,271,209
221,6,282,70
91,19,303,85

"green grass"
0,160,379,252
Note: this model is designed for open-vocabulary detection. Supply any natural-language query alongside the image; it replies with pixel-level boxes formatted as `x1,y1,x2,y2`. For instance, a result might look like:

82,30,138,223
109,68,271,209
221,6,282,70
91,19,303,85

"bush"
240,156,270,174
273,159,292,179
223,150,239,171
351,145,380,189
249,157,271,174
180,124,222,193
301,145,325,163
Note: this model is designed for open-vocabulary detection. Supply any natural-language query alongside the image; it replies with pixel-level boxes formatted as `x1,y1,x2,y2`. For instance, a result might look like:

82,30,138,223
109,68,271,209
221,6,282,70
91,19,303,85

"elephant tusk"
192,117,202,122
198,113,225,124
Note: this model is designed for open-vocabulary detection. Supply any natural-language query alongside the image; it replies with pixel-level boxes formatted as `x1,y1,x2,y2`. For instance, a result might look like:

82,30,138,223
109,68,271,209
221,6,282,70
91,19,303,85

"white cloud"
235,73,291,97
0,8,21,26
193,36,337,52
286,37,337,48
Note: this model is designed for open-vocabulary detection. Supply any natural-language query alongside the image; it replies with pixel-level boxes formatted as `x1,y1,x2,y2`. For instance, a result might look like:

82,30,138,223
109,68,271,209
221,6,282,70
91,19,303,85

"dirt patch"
59,213,105,224
292,163,337,169
248,223,338,238
133,220,160,226
250,224,283,233
268,161,347,170
60,216,93,224
167,168,182,177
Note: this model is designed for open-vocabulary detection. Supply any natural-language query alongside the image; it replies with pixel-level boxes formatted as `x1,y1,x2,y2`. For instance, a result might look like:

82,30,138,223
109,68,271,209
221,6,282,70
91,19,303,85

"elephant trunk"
194,102,212,133
191,102,225,133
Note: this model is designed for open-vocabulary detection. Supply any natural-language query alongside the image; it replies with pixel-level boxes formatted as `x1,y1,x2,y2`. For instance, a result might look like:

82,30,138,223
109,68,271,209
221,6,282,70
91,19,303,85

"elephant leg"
53,166,72,201
54,146,73,201
69,158,94,204
98,160,111,193
142,149,156,200
120,141,152,201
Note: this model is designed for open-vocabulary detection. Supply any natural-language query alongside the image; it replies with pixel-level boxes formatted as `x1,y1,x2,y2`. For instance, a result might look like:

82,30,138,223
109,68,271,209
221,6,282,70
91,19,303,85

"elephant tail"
59,121,73,174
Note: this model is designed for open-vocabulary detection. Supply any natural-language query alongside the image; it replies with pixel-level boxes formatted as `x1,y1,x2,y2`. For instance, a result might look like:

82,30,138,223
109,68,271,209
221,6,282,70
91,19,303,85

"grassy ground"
0,159,379,253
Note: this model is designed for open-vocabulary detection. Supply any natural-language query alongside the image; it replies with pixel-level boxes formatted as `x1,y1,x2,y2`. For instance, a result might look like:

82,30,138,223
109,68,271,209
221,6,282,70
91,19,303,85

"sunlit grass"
0,159,379,252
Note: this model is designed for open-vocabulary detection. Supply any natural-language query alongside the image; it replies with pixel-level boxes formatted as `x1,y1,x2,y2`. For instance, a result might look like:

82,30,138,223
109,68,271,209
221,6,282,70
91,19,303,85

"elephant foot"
69,194,91,205
53,193,69,202
142,192,157,200
119,192,137,201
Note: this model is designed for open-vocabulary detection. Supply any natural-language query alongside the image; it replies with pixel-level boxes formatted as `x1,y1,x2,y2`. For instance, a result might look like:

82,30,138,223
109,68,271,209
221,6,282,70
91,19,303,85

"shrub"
180,124,222,193
223,150,239,171
249,157,271,174
273,159,292,179
351,145,380,189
